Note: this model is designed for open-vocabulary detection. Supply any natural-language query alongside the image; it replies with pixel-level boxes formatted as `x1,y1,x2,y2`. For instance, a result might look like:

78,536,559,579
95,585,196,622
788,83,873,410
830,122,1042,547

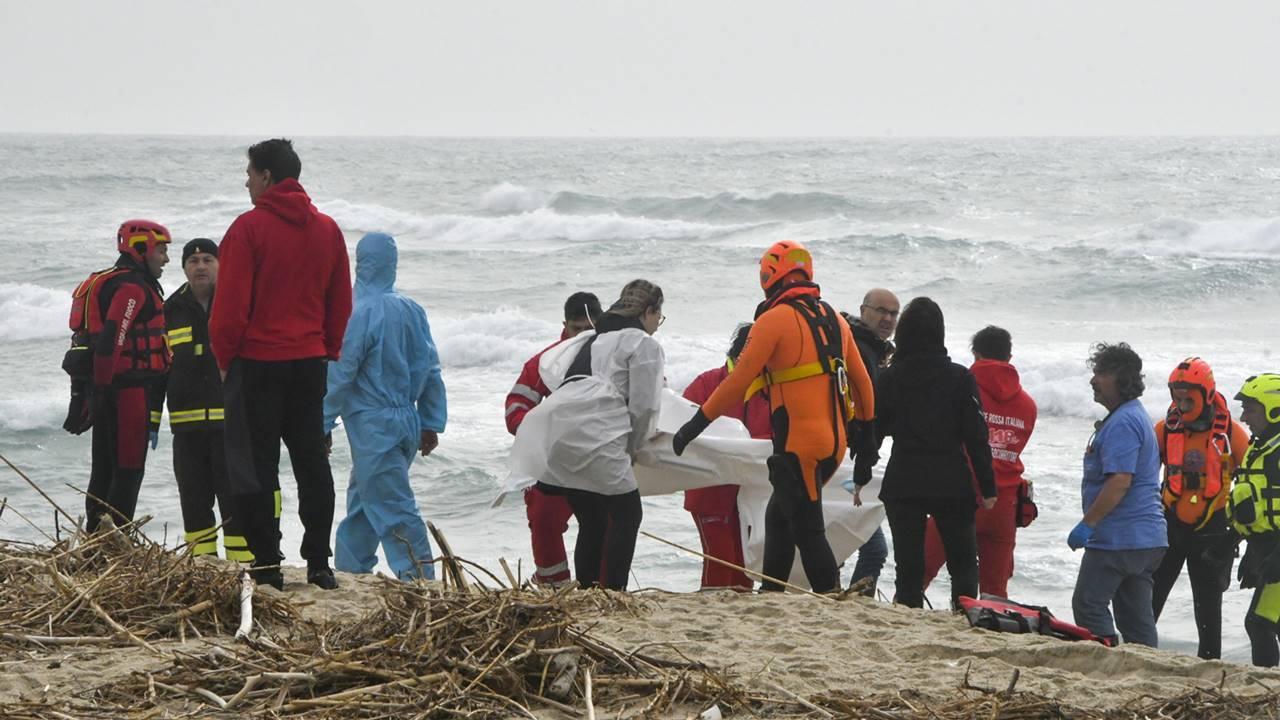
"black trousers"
86,385,149,532
761,453,838,593
173,430,252,561
223,358,334,567
1245,583,1280,667
1150,518,1234,660
539,483,642,590
886,497,978,608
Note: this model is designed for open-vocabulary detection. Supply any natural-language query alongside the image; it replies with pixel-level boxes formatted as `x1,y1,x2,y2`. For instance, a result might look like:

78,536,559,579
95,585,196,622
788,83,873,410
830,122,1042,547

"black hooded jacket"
872,299,995,503
876,349,996,502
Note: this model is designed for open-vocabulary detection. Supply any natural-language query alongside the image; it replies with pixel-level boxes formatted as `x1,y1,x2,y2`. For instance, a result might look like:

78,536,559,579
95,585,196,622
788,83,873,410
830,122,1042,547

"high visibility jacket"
1228,431,1280,537
163,283,224,432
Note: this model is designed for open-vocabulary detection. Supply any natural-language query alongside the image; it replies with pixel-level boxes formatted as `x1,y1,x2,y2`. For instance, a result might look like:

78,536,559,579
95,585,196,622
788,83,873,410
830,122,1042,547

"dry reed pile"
0,516,296,653
1,513,1278,718
0,520,745,718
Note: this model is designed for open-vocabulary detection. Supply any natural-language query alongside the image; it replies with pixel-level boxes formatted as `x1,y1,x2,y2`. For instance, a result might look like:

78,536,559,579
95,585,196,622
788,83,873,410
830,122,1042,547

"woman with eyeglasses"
527,279,665,591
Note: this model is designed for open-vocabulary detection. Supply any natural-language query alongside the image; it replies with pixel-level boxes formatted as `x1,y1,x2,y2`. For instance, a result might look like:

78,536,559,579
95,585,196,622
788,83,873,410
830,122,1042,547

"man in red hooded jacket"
922,326,1037,598
681,323,772,590
505,292,601,586
210,138,352,591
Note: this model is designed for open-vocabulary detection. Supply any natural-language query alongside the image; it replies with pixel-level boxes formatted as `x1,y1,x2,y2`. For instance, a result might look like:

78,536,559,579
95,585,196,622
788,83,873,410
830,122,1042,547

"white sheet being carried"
500,377,885,589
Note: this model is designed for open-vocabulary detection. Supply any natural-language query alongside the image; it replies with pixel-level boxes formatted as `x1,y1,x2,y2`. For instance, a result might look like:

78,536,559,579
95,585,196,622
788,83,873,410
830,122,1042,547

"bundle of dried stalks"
56,577,741,718
0,518,297,653
5,552,1279,719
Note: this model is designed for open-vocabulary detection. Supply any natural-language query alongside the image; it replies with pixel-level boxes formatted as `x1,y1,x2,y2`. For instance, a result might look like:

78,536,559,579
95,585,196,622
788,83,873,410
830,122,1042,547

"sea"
1,135,1277,663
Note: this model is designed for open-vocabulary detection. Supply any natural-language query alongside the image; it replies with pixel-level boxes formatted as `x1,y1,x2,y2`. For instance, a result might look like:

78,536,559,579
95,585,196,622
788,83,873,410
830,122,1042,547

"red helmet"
759,240,813,291
1168,357,1215,421
117,219,172,263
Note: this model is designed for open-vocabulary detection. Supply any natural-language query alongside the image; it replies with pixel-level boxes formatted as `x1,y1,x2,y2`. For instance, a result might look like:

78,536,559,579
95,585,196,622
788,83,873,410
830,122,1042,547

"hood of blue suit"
355,232,397,299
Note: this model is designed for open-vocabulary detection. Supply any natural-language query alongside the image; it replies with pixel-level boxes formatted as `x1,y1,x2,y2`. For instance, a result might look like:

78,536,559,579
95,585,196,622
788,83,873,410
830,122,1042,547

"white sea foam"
431,308,561,370
480,182,549,214
0,392,65,432
0,283,70,341
1098,216,1280,258
320,199,759,247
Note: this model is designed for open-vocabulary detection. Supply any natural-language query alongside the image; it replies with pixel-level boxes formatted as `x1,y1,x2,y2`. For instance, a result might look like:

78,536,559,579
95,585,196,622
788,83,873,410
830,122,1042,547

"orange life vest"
67,266,169,380
1161,391,1233,528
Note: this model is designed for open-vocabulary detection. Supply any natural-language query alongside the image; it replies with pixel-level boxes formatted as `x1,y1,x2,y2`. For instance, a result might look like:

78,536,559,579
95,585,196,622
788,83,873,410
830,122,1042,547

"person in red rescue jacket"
210,138,352,591
922,326,1037,599
69,220,172,532
681,323,771,590
505,292,602,586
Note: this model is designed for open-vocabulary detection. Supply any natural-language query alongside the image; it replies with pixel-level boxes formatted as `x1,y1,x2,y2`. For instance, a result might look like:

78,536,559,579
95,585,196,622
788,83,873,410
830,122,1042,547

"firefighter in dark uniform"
163,238,253,562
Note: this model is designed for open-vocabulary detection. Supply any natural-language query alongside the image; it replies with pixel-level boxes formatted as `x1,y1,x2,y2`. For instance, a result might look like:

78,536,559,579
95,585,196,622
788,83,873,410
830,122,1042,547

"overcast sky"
2,0,1278,137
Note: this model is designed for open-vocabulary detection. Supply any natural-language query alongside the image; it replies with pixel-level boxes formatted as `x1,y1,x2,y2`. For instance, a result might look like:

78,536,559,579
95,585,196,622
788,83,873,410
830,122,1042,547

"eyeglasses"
657,314,666,327
861,304,899,319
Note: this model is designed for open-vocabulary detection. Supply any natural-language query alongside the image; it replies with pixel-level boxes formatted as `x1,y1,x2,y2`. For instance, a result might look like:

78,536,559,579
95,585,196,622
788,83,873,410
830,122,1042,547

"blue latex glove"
1067,520,1094,551
149,430,159,450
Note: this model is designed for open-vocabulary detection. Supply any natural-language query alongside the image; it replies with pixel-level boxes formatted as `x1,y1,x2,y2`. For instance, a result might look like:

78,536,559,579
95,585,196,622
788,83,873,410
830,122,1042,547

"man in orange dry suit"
921,325,1037,599
672,240,877,593
504,292,602,586
681,323,772,590
1151,357,1248,660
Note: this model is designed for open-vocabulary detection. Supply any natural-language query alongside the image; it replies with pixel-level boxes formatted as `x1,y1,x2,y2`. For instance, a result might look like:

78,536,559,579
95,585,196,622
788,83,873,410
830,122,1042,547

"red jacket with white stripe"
504,331,568,435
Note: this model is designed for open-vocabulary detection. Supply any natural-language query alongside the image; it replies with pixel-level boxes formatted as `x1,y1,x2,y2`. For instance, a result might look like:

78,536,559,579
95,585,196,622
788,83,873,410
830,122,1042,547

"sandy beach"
4,558,1280,718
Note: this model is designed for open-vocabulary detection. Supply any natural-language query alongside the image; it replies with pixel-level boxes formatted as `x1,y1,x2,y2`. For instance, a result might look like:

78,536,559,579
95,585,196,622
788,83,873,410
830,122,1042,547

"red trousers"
686,484,752,590
87,385,150,532
525,485,574,585
922,485,1018,598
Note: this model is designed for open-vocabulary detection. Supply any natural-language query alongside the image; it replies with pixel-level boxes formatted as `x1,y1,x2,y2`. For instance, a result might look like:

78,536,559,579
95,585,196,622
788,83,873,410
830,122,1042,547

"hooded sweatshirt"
210,179,352,370
875,306,995,502
970,359,1037,492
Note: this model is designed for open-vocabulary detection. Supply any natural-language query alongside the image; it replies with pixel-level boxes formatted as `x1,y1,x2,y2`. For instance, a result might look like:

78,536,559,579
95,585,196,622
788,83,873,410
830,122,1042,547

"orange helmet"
1168,357,1215,421
759,240,813,291
117,219,171,263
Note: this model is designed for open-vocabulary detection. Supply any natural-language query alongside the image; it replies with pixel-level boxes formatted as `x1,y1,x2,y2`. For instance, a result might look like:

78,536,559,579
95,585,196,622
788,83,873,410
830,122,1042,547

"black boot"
251,564,284,591
307,562,338,590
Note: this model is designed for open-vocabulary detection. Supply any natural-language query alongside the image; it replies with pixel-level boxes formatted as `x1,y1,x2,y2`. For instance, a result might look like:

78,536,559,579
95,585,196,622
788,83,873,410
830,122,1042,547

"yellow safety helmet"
1236,373,1280,424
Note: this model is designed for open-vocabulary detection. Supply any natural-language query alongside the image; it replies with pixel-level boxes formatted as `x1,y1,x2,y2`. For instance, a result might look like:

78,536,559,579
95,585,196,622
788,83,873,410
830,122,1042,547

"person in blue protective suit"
323,232,447,581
